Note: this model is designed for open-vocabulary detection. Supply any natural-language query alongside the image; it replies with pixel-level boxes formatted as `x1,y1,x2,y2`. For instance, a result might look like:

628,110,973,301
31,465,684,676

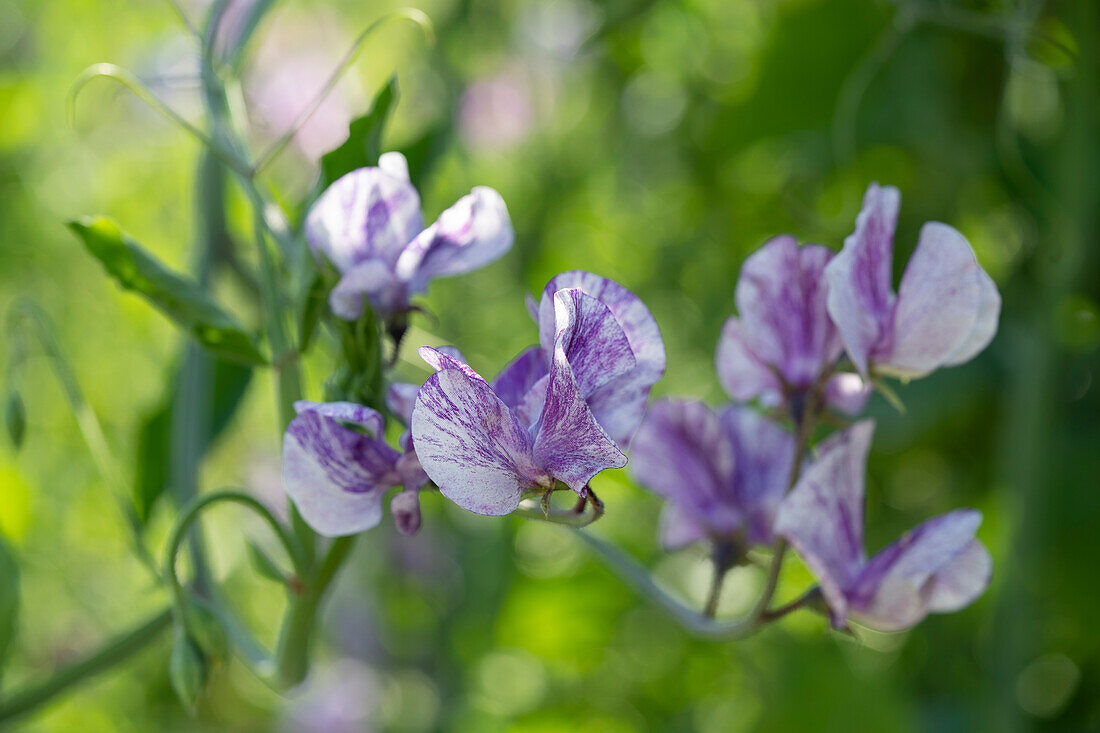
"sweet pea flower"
774,421,992,631
305,152,514,320
717,235,870,416
410,286,640,516
631,400,795,549
825,183,1001,379
282,401,428,537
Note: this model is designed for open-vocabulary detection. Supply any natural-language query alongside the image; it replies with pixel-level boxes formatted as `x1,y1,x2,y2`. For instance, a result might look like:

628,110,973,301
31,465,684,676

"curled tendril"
67,63,252,178
514,487,605,528
251,8,436,174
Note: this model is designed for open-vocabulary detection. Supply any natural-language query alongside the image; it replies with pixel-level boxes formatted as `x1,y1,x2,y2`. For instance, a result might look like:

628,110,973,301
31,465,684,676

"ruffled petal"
282,410,402,537
721,406,795,545
491,346,549,412
847,509,986,631
824,372,871,416
824,183,900,376
394,186,514,293
630,400,737,537
553,288,636,398
734,236,841,388
411,368,546,516
876,223,989,378
305,163,424,273
774,421,874,625
715,317,783,405
328,260,405,320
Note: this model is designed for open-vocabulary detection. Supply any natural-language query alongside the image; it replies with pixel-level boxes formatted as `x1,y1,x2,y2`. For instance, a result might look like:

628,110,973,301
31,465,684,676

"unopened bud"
390,489,422,536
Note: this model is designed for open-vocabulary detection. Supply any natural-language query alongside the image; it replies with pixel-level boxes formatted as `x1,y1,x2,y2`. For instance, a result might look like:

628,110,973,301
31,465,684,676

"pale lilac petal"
715,317,782,405
305,166,424,273
926,539,992,613
942,268,1001,367
418,346,483,382
582,382,652,451
775,420,875,624
825,183,900,376
385,383,421,426
525,293,539,322
491,347,548,412
824,372,871,416
630,400,738,537
282,411,401,537
734,236,841,387
514,374,549,428
294,400,385,437
532,334,627,493
411,368,547,515
553,288,636,398
658,503,710,550
378,151,410,181
390,488,422,536
720,406,795,545
877,223,987,377
395,450,429,490
848,509,984,630
329,260,405,320
394,187,514,292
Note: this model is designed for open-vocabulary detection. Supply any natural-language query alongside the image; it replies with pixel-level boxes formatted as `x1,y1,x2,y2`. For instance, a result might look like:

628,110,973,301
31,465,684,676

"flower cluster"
283,174,998,634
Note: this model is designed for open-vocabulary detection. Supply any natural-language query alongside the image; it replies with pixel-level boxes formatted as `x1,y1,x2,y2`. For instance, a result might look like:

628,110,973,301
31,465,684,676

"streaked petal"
942,267,1001,367
514,374,549,428
418,346,483,381
553,288,636,398
491,346,548,412
775,420,874,624
878,223,986,377
734,236,841,387
306,166,424,273
282,410,401,537
411,368,546,516
630,400,737,537
721,406,795,545
715,317,782,405
848,509,985,631
824,372,871,416
394,186,514,292
294,400,385,437
825,183,900,376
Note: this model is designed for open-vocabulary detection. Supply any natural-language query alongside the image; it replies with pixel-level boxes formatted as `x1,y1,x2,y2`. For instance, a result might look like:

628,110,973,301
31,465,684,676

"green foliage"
318,76,398,192
2,390,24,451
0,536,19,685
67,217,267,366
169,626,207,714
246,540,290,586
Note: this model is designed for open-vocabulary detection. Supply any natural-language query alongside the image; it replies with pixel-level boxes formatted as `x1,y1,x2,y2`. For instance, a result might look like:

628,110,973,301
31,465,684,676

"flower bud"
170,626,208,714
390,489,422,536
4,389,25,450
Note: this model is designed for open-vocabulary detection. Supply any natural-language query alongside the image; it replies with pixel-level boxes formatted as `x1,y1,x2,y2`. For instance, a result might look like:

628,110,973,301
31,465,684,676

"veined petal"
734,236,841,387
825,183,900,376
294,400,385,437
553,288,636,398
721,406,795,545
418,346,482,381
282,410,402,537
329,259,405,320
877,223,986,378
848,509,985,631
411,368,546,516
491,346,548,412
306,165,424,273
532,332,627,493
394,186,514,292
514,374,549,429
824,372,871,416
630,400,737,538
775,420,874,625
715,317,782,405
658,503,710,551
942,267,1001,367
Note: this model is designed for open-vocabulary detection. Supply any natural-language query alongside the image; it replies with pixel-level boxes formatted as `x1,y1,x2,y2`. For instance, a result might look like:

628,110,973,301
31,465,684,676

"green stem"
0,608,172,724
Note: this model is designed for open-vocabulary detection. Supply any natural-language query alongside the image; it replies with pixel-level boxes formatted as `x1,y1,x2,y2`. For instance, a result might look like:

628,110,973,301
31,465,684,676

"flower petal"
824,372,871,416
491,346,548,412
942,267,1001,367
329,260,404,320
774,420,874,625
411,368,546,515
926,539,992,613
385,383,421,426
734,236,841,388
848,509,985,631
394,186,514,293
282,410,402,537
294,400,385,437
658,503,710,551
877,223,987,377
553,288,636,398
306,165,424,273
532,330,628,493
824,183,901,376
715,317,782,405
720,406,795,545
418,346,482,382
630,400,738,538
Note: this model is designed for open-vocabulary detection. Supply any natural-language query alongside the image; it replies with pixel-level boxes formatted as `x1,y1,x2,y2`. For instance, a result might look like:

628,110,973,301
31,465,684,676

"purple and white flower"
410,284,646,516
774,421,992,631
631,400,795,549
716,235,869,416
305,152,514,319
824,183,1001,379
282,401,428,537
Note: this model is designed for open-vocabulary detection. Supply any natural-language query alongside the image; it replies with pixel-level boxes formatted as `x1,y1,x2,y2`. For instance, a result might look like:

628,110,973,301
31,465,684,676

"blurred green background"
1,0,1098,729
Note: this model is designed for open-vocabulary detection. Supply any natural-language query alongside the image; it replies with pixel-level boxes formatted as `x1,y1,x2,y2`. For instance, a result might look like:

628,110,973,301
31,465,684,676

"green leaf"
296,264,335,355
398,120,451,188
0,535,20,684
318,76,398,191
68,217,266,366
246,541,289,585
3,389,25,450
169,625,207,714
133,358,253,524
